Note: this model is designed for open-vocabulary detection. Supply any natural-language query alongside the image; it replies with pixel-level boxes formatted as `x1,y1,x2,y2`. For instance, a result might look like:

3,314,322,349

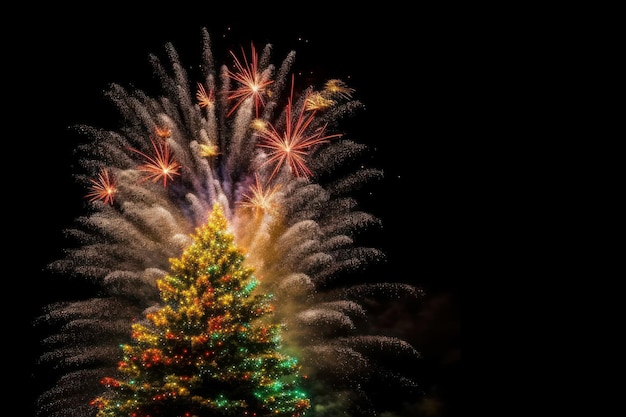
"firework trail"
35,27,422,417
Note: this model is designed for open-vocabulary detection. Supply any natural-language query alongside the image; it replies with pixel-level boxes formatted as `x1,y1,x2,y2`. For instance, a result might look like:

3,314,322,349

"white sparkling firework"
35,28,422,417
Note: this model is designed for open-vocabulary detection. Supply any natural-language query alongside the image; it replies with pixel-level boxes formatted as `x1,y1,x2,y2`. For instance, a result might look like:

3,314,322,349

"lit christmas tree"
90,202,311,417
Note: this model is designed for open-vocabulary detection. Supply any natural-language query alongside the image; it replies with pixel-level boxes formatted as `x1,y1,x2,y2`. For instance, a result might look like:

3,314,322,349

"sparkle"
196,82,215,108
85,168,117,205
324,79,355,99
154,125,172,138
128,137,181,187
40,29,420,417
250,118,267,132
239,174,282,215
198,143,219,158
225,43,274,118
257,76,342,180
305,92,335,111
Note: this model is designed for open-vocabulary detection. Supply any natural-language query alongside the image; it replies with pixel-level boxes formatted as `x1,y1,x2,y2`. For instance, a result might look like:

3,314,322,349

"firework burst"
34,28,422,417
256,76,342,180
128,136,182,187
85,168,117,205
225,42,274,118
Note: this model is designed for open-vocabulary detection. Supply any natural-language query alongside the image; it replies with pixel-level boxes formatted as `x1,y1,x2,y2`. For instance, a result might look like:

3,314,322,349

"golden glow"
239,174,282,215
324,79,355,99
305,92,335,111
155,125,172,138
250,118,267,132
198,143,219,158
196,82,215,108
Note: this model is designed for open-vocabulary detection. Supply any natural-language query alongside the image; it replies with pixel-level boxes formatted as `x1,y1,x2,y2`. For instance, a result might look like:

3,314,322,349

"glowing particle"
305,92,335,111
257,77,342,179
239,174,282,215
198,143,219,158
324,79,355,99
225,43,274,118
85,168,117,205
196,83,215,108
155,125,172,138
128,137,181,187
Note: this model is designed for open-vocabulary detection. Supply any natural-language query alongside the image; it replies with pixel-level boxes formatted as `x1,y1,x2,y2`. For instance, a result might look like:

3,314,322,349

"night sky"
18,8,460,417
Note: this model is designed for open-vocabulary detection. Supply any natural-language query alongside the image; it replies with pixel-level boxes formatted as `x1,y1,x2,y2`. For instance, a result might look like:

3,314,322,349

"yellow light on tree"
91,203,310,417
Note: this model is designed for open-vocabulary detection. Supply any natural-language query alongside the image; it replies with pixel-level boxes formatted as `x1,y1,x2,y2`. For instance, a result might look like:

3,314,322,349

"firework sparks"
256,77,342,179
196,82,215,108
128,137,181,187
238,174,282,215
85,168,117,205
154,125,172,139
36,28,422,417
198,142,219,158
324,79,355,99
305,92,335,111
225,43,274,118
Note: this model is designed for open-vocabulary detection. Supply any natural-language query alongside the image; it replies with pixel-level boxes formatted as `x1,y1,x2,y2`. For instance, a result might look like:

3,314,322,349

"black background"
14,7,461,416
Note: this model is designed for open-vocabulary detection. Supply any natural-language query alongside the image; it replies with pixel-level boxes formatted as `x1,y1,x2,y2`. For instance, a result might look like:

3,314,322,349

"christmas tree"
90,203,311,417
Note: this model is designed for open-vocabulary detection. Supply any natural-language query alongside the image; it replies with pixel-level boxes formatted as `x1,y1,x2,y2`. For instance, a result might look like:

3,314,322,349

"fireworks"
128,136,182,187
85,168,117,205
225,43,274,118
256,76,343,179
35,27,422,417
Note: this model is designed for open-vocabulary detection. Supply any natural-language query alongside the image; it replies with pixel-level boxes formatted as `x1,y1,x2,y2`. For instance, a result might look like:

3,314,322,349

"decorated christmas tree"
90,202,311,417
